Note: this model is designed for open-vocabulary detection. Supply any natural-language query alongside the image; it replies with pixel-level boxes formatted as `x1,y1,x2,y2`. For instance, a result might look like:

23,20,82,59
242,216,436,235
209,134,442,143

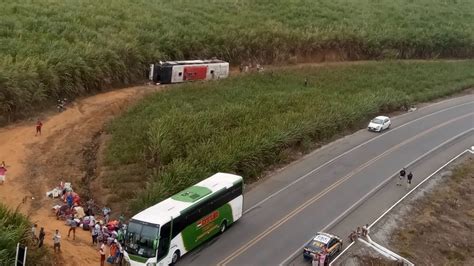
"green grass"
1,0,474,123
104,60,474,213
0,204,49,265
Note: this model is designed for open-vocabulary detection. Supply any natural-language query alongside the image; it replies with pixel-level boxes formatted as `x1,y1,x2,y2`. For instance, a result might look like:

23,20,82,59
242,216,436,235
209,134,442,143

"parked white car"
368,116,391,132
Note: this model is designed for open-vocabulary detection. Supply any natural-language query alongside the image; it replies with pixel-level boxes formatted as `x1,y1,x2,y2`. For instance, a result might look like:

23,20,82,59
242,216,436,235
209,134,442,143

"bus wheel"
220,221,227,233
171,250,180,265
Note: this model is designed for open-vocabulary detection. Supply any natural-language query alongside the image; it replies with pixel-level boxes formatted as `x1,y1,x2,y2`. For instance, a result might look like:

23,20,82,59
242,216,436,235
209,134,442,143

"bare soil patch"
389,155,474,265
335,153,473,266
0,85,158,265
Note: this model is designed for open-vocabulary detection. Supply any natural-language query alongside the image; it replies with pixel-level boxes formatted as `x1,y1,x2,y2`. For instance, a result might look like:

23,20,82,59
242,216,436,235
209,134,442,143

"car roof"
312,232,339,244
374,116,389,120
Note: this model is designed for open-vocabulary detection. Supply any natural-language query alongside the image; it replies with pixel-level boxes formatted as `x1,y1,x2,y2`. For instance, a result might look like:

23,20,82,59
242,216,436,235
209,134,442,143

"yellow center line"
218,112,473,266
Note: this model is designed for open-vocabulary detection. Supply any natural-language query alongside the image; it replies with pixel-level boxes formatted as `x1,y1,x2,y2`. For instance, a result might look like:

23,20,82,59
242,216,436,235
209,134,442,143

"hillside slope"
1,0,474,122
105,60,474,213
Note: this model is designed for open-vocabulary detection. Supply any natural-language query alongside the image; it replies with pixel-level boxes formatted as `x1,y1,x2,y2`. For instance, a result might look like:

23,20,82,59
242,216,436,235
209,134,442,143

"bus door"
156,221,172,262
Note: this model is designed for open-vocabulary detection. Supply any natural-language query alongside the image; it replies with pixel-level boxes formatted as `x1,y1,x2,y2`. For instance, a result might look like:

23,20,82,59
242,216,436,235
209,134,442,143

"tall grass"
1,0,474,123
0,204,31,264
0,204,50,264
104,60,474,213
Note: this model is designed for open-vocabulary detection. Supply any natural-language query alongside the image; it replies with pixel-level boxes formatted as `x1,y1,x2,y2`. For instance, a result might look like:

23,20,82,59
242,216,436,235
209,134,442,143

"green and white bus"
124,173,244,266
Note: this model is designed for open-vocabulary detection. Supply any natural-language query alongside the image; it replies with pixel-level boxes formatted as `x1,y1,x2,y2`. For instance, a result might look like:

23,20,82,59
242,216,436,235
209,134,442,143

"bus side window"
157,222,171,260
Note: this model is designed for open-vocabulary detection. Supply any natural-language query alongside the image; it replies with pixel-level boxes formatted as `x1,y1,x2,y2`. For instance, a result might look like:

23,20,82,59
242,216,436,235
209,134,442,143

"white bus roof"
131,172,242,225
160,59,227,65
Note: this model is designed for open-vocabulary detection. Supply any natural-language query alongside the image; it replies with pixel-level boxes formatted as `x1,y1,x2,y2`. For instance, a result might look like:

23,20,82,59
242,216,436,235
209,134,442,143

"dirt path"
0,86,159,265
0,60,469,265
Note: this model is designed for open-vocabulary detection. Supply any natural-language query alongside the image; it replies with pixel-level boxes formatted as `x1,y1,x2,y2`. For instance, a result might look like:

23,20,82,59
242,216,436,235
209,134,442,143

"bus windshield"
125,221,160,258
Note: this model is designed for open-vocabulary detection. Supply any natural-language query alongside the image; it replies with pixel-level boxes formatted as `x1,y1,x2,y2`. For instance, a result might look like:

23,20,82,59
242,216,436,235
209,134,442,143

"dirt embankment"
389,155,474,265
0,86,158,265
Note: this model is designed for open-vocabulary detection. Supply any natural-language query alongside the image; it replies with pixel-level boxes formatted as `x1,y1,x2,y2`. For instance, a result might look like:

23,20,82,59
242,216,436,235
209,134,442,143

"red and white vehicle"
149,59,229,84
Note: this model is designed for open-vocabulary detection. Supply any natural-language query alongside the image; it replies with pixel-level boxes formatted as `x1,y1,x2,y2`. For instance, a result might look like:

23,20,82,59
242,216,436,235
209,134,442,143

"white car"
368,116,391,132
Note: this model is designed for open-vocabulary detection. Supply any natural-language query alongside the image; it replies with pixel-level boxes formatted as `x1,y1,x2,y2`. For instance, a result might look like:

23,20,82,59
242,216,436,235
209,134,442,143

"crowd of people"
45,181,127,264
349,224,370,242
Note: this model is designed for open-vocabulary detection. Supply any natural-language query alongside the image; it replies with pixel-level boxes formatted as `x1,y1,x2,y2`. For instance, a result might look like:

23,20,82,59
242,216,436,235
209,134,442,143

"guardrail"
329,141,474,265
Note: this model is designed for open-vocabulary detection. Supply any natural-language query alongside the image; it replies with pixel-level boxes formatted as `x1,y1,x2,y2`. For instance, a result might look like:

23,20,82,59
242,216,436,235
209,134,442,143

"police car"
303,232,343,261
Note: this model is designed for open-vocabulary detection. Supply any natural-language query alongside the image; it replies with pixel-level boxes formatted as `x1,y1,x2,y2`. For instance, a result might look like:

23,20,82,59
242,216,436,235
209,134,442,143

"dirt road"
0,86,158,265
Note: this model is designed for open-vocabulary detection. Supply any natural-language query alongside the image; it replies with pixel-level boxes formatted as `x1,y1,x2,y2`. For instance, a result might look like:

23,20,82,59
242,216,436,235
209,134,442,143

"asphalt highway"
179,94,474,266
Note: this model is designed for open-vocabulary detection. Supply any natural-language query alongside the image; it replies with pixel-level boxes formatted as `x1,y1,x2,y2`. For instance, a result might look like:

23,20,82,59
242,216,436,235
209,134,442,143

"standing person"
356,226,362,237
0,165,6,185
349,230,357,242
99,241,106,266
116,240,124,265
102,207,111,224
312,253,319,266
35,120,43,136
38,227,45,247
109,240,118,262
53,229,61,253
319,251,327,266
407,171,413,189
66,192,73,208
362,224,369,237
97,222,104,248
92,221,100,245
118,213,125,225
31,224,38,242
67,215,77,240
398,167,406,186
304,78,308,87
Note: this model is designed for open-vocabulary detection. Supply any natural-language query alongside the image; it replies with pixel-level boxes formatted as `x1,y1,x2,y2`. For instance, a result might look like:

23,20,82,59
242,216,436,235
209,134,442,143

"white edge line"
366,235,414,266
245,100,473,214
357,238,397,261
330,143,473,266
327,241,355,266
281,128,473,266
368,146,473,229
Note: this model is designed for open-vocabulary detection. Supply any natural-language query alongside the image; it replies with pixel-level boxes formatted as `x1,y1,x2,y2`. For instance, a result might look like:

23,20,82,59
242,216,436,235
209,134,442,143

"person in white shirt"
53,230,61,253
92,222,100,245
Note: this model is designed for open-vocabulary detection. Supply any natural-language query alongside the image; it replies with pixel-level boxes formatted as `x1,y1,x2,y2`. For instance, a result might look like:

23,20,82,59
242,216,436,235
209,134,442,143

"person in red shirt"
35,120,43,136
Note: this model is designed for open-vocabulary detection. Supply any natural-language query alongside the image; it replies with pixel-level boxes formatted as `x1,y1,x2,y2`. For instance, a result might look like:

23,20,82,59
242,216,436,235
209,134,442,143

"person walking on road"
398,167,406,186
38,227,45,248
0,165,7,185
35,119,43,136
407,171,413,189
53,229,61,253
